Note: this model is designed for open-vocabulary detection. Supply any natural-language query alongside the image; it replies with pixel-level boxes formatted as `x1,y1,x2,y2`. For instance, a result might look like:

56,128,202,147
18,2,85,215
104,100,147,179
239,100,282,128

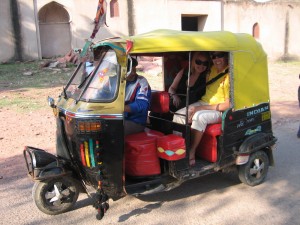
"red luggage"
125,130,164,176
157,134,186,161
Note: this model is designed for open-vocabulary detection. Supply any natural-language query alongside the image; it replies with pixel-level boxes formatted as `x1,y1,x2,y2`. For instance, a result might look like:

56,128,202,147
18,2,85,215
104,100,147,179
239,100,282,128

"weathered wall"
224,1,300,60
0,0,129,62
132,0,222,34
0,0,39,62
19,0,39,60
0,0,222,62
0,0,18,62
35,0,129,58
0,0,299,62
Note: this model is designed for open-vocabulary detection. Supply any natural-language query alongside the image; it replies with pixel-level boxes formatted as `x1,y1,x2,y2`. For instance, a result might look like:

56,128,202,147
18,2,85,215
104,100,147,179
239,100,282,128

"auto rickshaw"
23,29,277,220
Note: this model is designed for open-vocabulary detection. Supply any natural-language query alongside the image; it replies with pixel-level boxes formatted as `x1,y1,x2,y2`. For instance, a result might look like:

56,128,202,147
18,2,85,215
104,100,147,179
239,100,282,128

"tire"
32,176,79,215
238,150,269,186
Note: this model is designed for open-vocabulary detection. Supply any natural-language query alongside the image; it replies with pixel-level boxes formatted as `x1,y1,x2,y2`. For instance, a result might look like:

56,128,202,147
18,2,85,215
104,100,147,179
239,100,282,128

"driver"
124,58,151,136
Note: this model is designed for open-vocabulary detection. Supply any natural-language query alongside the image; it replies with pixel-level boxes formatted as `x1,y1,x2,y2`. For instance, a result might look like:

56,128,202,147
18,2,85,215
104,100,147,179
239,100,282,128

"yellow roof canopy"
94,29,270,110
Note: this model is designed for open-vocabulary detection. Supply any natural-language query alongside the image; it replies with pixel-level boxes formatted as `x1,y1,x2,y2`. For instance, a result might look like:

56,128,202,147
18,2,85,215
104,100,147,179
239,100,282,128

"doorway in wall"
181,15,208,31
252,22,260,39
38,2,71,58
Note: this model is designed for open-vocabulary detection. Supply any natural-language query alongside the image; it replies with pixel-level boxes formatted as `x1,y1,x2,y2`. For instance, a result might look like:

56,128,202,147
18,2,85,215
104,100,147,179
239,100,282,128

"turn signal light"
236,154,249,165
78,121,101,132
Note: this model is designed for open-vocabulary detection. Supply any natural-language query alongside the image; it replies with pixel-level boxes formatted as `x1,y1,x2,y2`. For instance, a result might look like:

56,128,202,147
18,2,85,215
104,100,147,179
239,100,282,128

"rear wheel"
32,177,79,215
238,150,269,186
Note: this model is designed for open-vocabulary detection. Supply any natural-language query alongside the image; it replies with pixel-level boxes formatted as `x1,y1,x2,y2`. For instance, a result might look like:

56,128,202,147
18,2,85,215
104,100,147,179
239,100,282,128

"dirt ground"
0,61,300,225
0,61,299,166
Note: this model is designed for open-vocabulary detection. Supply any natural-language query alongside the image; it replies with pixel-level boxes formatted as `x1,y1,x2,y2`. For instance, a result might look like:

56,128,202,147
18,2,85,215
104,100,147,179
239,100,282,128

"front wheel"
32,176,80,215
238,150,269,186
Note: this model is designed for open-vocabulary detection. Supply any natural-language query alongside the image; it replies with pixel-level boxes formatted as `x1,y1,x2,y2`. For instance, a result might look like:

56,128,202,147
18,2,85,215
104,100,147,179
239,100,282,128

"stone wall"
0,0,19,62
0,0,299,62
132,0,222,34
0,0,130,62
225,0,300,60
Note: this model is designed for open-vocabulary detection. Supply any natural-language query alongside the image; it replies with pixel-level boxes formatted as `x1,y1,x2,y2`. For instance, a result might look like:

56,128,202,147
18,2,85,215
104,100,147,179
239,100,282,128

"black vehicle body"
24,30,277,219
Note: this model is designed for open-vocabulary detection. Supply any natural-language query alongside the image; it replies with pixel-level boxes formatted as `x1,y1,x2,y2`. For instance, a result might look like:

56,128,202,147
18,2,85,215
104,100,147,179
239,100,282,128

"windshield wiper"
77,72,91,89
62,86,67,99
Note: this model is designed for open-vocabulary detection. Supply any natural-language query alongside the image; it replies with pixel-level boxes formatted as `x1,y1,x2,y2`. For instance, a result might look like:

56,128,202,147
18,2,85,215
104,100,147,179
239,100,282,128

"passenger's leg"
124,120,145,136
172,102,201,124
189,110,222,166
189,129,204,166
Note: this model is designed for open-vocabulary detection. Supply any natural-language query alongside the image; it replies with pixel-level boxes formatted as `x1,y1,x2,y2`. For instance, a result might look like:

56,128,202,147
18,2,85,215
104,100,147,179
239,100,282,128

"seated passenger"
168,52,210,112
124,58,151,136
173,51,230,166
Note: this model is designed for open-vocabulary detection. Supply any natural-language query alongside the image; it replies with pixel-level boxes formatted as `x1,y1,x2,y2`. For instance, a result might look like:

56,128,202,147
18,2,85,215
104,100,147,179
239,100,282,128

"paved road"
1,119,299,225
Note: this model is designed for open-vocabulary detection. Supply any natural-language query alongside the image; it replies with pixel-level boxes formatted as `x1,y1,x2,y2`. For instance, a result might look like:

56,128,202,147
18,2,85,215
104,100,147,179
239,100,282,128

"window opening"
110,0,119,17
253,23,260,39
181,15,207,31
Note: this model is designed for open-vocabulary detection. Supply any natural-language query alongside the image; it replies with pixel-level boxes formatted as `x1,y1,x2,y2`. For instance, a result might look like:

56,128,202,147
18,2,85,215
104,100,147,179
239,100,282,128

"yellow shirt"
201,65,229,105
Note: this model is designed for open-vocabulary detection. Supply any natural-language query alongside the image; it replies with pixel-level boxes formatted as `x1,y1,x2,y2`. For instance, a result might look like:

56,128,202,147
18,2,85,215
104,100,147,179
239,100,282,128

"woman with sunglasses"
168,52,210,112
173,51,230,166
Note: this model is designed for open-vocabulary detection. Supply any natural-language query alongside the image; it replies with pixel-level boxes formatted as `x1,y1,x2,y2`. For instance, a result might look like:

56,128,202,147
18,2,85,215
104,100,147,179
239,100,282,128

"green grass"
0,60,75,112
0,94,42,112
0,61,75,89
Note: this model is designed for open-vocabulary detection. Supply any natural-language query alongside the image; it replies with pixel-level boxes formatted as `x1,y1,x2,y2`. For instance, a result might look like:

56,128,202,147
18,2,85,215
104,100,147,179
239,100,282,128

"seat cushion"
150,91,170,113
196,123,222,162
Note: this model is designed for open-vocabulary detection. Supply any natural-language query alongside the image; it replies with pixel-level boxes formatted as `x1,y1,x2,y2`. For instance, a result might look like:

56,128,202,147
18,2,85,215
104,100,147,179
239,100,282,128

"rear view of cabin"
92,29,276,192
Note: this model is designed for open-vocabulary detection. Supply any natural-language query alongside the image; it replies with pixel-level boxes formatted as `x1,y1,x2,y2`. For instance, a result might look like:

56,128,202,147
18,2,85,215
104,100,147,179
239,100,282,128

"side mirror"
47,96,56,108
126,56,133,77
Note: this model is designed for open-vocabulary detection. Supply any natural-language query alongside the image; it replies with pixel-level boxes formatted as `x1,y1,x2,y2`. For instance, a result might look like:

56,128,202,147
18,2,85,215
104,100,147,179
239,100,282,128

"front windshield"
65,49,119,102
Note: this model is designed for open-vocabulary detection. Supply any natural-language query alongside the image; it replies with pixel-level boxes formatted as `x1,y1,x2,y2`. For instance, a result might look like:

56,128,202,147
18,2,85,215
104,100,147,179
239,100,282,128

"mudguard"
239,133,276,154
238,133,277,165
23,146,71,181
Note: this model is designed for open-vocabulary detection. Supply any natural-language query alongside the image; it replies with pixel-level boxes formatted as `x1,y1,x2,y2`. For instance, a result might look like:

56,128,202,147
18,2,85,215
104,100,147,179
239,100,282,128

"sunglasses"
211,52,227,59
195,59,209,66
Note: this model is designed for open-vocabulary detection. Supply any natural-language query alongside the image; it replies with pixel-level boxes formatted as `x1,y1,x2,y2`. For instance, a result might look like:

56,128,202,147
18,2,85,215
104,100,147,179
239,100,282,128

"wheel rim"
44,182,72,206
249,158,265,179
